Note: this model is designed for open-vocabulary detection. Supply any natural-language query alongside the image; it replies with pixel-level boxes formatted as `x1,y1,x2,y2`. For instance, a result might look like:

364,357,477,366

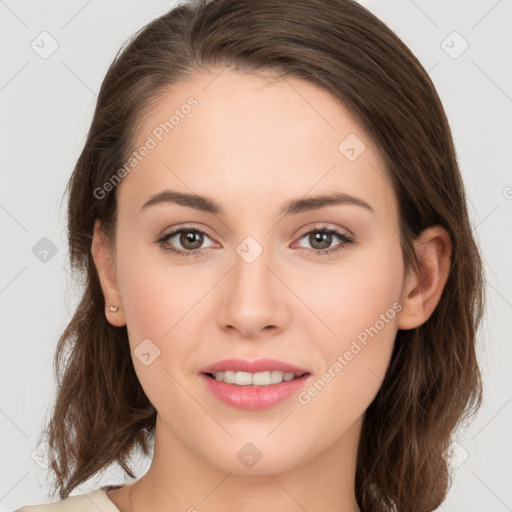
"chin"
198,431,313,475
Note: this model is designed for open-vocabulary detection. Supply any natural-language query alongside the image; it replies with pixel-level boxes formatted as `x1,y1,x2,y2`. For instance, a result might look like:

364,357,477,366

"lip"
199,358,312,410
200,373,312,410
200,358,310,375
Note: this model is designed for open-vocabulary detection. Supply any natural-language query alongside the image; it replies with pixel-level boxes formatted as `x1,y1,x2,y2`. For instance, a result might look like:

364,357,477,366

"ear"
91,219,126,327
396,226,452,330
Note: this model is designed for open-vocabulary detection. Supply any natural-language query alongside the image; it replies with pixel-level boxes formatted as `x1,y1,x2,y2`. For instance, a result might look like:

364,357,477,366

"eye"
157,227,216,257
157,224,354,258
294,225,354,256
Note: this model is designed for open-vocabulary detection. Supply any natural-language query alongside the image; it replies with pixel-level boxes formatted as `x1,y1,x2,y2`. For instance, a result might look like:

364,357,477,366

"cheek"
115,240,213,392
116,238,206,341
294,277,401,453
114,244,199,413
295,241,403,344
293,243,402,414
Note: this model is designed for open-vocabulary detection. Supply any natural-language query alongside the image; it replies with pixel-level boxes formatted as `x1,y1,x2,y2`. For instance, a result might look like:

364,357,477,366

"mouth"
199,358,312,410
203,370,310,387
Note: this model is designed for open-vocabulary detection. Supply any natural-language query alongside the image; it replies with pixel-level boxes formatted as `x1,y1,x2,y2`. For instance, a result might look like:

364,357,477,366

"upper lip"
200,358,310,375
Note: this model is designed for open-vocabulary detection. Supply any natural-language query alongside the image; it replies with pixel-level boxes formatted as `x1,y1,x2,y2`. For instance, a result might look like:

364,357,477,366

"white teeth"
235,371,252,386
270,370,284,384
211,370,302,386
253,371,271,386
223,370,235,384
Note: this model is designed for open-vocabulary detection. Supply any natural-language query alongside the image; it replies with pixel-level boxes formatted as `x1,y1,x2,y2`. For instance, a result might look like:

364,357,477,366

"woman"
16,0,484,510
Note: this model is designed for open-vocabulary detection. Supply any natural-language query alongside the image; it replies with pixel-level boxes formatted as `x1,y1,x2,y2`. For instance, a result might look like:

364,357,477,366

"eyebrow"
140,189,374,216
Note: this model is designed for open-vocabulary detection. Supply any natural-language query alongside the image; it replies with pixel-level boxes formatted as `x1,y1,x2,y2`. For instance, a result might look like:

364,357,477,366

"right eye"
157,227,217,257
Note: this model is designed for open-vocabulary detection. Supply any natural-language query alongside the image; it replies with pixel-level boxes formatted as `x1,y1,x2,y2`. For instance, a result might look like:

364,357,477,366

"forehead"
118,68,397,222
135,67,362,151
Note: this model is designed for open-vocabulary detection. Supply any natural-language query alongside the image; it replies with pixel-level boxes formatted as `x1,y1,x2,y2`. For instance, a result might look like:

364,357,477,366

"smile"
206,370,307,386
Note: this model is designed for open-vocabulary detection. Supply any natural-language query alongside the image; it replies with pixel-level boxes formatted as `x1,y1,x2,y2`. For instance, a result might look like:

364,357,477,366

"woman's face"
110,68,407,474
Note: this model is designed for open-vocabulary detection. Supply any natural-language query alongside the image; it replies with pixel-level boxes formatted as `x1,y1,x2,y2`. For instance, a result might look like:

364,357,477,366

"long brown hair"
41,1,484,510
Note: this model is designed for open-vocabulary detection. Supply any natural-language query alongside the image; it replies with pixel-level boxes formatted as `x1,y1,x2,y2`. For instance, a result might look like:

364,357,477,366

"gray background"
1,0,511,510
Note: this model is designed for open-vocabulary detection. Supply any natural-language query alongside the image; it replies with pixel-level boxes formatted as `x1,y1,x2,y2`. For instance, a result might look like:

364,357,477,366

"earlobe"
396,226,452,330
91,220,126,327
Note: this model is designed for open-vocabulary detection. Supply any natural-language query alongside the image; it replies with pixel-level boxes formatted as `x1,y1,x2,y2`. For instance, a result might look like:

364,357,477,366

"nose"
217,243,291,339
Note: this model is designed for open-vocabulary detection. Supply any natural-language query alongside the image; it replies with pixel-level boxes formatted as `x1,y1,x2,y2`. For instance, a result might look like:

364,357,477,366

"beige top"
15,486,122,512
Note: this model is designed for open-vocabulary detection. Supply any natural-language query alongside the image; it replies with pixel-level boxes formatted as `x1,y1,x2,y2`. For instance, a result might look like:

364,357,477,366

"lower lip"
201,373,311,410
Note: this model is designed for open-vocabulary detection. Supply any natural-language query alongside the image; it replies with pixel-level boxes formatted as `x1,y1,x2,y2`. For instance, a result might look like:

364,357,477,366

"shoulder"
15,488,120,512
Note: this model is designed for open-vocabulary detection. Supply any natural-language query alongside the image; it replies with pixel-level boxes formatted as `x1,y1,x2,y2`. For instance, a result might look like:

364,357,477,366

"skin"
92,68,451,512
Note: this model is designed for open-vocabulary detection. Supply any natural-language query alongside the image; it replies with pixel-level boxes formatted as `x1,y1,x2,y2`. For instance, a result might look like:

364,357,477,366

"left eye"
295,227,354,253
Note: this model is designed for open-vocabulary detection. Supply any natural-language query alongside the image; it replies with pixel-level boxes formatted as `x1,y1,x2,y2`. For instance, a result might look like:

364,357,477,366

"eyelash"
156,224,355,258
